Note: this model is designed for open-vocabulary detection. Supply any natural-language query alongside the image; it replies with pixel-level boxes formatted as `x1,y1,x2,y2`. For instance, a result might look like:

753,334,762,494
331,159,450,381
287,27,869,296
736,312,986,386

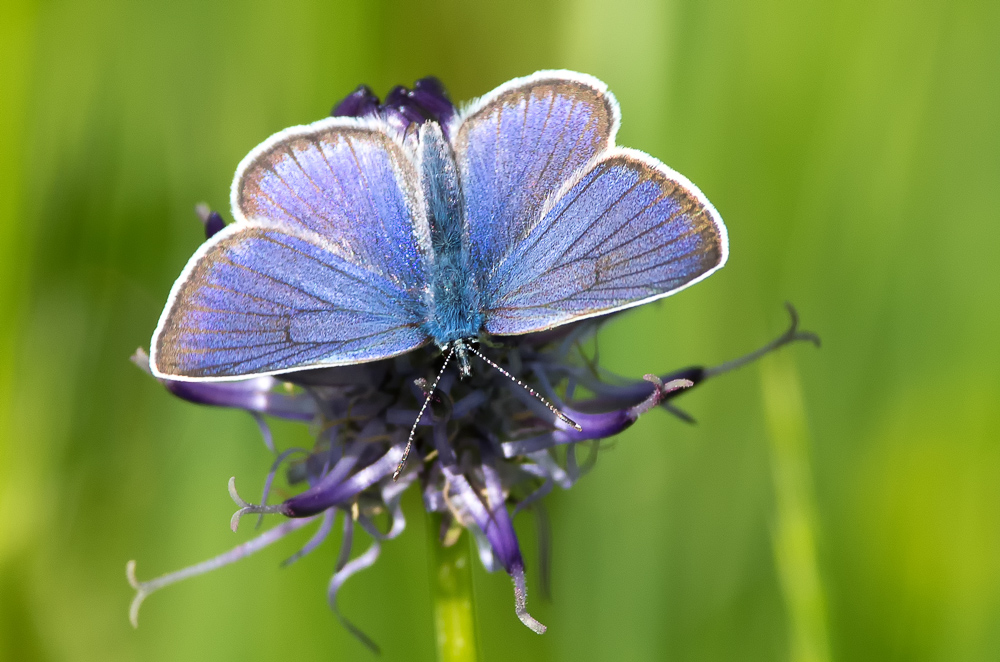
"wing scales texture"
452,72,726,336
453,74,619,290
152,121,431,379
235,120,429,293
153,225,429,378
482,151,726,335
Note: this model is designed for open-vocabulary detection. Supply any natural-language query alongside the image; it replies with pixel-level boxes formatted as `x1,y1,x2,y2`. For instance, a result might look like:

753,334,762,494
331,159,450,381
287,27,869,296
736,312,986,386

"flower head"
128,78,819,649
332,76,456,138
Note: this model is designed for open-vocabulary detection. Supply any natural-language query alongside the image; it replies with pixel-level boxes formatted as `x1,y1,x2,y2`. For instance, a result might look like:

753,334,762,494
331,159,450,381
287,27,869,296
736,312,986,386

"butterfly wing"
480,149,727,334
451,71,619,286
452,71,727,336
151,118,432,380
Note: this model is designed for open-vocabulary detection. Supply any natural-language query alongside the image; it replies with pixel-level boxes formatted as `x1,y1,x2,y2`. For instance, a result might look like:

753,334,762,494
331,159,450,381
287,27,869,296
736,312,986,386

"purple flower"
194,203,226,239
128,78,819,648
332,76,456,138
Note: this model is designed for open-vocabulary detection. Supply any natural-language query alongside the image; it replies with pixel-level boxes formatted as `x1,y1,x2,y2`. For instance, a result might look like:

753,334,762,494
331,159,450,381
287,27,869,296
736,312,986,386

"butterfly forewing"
234,118,431,290
151,120,432,380
452,71,619,292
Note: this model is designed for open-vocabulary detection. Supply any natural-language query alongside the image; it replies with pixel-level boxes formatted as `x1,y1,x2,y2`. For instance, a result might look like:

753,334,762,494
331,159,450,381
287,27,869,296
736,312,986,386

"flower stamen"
228,476,281,532
126,515,317,627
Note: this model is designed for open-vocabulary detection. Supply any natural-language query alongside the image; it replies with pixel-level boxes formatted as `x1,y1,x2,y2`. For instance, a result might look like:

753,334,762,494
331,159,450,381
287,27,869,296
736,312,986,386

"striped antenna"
394,345,455,481
465,345,582,432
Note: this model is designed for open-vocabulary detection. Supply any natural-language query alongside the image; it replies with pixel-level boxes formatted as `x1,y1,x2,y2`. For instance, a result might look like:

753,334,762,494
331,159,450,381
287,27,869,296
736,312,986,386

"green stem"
427,513,481,662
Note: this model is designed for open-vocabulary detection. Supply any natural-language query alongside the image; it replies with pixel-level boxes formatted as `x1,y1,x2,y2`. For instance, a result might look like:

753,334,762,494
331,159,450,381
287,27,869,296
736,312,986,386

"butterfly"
149,70,728,390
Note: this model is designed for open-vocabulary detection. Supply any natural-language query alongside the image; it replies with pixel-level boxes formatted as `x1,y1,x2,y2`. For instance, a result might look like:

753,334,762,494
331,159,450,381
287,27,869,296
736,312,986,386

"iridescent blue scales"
150,71,728,381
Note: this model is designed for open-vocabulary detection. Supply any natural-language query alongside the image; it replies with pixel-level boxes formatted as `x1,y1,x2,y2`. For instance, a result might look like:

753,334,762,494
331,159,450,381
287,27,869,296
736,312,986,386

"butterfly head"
451,339,473,378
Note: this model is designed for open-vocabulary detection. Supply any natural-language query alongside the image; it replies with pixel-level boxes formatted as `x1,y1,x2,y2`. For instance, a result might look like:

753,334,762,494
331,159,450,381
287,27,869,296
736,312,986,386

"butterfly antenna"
465,345,582,432
394,346,455,481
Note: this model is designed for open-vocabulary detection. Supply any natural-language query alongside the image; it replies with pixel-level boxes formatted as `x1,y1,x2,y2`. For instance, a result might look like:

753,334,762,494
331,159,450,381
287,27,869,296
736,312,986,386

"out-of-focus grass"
0,0,997,660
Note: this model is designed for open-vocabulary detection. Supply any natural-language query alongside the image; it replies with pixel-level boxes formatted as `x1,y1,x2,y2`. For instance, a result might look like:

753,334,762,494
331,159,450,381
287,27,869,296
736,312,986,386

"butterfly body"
418,122,483,358
149,71,728,382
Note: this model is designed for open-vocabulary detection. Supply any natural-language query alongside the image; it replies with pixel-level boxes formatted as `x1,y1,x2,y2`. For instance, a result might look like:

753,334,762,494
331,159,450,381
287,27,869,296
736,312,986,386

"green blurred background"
1,0,998,659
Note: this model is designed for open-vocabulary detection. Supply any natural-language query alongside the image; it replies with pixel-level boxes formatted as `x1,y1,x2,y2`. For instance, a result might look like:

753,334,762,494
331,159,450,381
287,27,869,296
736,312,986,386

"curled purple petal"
127,515,317,627
331,84,379,118
328,516,382,654
329,77,456,137
452,389,489,419
250,412,275,454
559,407,634,441
132,349,317,422
501,376,694,456
469,525,500,573
281,444,404,517
410,77,455,126
163,377,317,422
432,421,457,467
336,511,355,571
256,446,308,528
526,451,574,489
512,478,553,519
442,465,523,575
195,204,226,239
437,448,541,631
557,365,705,413
481,462,523,572
283,508,336,566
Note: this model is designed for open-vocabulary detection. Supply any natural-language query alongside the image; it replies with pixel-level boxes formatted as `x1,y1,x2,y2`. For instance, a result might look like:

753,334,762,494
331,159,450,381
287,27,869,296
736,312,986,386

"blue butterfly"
150,71,728,387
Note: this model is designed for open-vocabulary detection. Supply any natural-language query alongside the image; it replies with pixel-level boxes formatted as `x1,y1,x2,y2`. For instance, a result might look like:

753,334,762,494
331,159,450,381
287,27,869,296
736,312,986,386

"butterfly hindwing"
482,149,727,334
151,223,431,379
151,120,432,380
